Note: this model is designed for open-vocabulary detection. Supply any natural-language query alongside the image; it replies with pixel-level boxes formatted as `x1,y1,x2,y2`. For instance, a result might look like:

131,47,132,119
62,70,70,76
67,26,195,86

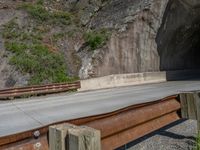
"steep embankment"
0,4,30,88
0,0,200,88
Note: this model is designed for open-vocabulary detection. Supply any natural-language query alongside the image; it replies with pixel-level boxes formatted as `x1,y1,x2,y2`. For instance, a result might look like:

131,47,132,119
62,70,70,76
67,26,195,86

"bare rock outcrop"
79,0,200,79
157,0,200,71
79,0,169,78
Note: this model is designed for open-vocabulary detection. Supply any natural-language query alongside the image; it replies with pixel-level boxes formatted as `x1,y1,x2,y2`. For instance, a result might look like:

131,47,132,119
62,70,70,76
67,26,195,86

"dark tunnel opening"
156,0,200,80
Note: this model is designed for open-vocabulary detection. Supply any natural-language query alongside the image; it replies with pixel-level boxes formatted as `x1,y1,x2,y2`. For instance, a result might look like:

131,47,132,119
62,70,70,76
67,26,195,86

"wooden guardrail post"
49,123,101,150
180,92,200,131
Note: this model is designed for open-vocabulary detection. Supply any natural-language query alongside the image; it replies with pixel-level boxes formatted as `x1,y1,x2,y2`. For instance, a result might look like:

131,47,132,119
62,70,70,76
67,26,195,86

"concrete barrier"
79,72,167,91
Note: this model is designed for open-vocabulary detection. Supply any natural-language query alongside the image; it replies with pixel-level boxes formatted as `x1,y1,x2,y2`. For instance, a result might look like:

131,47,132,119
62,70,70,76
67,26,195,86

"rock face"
79,0,200,78
0,0,200,87
157,0,200,71
0,9,29,88
79,0,169,78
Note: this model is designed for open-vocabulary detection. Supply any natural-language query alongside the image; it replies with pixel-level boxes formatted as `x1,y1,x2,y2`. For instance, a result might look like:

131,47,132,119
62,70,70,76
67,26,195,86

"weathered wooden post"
194,92,200,131
49,123,101,150
180,91,200,131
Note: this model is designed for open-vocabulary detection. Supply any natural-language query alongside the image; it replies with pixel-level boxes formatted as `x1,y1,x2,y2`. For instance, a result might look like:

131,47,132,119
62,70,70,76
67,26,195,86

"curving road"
0,80,200,137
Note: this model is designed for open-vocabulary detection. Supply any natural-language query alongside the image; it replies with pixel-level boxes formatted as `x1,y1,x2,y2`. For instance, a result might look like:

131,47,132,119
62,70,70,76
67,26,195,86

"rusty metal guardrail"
0,81,81,99
0,95,180,150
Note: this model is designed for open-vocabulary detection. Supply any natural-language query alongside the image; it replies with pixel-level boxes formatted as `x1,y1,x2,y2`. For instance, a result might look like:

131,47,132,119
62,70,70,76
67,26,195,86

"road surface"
0,81,200,137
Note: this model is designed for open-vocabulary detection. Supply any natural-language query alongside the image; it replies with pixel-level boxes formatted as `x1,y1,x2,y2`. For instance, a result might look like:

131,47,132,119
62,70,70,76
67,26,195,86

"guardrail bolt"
34,142,42,150
33,130,40,139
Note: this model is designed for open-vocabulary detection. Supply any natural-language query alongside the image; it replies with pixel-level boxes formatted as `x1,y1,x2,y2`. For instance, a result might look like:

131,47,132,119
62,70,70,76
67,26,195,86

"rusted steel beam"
0,81,80,93
0,83,80,94
0,96,180,150
0,136,48,150
0,95,177,147
84,99,180,138
0,86,78,98
0,81,80,99
101,112,180,150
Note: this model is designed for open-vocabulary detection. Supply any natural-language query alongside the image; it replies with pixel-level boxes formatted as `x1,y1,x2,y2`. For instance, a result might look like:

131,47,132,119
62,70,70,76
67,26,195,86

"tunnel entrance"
156,0,200,72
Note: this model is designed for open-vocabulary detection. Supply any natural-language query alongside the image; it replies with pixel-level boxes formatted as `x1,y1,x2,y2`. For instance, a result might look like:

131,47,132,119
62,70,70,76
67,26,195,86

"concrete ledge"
79,72,167,91
166,69,200,81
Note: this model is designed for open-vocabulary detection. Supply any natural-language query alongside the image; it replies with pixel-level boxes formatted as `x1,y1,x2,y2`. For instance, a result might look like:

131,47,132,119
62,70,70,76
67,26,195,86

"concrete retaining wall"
79,72,167,91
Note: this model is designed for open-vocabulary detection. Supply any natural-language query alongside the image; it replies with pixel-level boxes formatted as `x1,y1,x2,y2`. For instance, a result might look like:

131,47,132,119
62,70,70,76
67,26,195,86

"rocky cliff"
0,0,200,88
80,0,200,78
157,0,200,71
79,0,168,78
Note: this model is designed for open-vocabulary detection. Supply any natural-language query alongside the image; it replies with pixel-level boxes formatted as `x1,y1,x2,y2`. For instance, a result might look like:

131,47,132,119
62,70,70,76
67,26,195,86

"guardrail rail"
0,95,181,150
0,81,81,100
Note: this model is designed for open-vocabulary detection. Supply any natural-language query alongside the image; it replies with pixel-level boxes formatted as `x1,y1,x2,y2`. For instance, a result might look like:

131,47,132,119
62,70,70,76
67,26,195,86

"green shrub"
52,32,66,42
194,132,200,150
3,20,42,43
2,16,78,85
84,29,110,50
19,4,49,21
2,20,20,39
7,42,70,85
18,3,72,25
19,32,42,42
52,11,72,25
5,42,28,54
36,0,44,5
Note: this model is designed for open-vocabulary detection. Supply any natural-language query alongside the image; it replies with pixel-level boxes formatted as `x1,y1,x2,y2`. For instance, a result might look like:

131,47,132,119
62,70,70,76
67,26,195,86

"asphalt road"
1,81,200,137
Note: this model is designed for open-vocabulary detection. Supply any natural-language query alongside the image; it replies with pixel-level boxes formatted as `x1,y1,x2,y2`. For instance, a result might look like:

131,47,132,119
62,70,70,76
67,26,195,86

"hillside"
0,0,200,88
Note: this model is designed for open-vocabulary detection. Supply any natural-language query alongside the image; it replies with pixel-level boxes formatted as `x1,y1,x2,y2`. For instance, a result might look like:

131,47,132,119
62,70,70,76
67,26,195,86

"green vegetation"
194,132,200,150
1,1,110,86
2,20,43,43
52,32,66,43
84,29,110,50
2,20,77,85
36,0,44,5
18,2,72,25
2,20,20,39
